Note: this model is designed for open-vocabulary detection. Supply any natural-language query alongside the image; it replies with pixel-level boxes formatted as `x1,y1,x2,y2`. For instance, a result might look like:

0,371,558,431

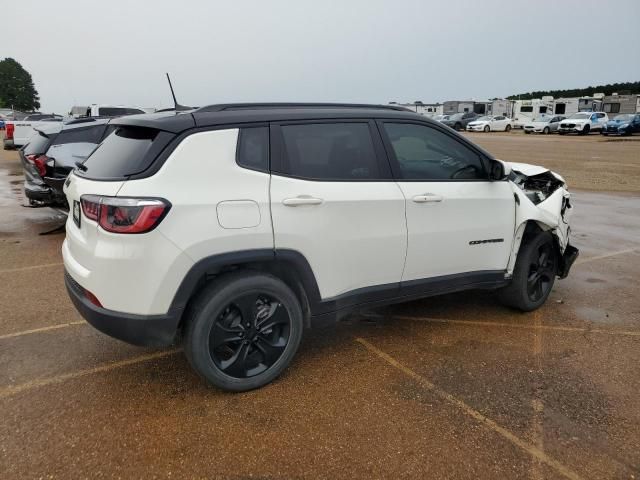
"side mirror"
489,159,511,180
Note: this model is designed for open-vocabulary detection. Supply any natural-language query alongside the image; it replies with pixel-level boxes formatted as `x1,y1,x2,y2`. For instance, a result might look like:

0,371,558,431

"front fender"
506,185,573,275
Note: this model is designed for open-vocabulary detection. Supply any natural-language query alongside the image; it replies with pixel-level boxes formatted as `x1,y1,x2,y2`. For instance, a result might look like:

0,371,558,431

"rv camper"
512,97,554,128
553,98,579,116
602,94,639,116
443,101,475,115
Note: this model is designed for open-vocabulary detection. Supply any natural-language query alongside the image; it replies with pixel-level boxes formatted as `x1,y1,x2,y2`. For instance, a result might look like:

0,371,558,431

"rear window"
52,125,108,146
79,126,172,179
23,132,54,155
278,123,381,180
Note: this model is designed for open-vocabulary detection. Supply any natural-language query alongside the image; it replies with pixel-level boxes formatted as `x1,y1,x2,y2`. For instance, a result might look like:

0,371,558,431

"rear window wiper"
75,161,88,172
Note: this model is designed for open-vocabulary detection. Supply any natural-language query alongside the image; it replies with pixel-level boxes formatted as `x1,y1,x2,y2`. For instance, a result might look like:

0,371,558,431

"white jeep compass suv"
63,103,579,391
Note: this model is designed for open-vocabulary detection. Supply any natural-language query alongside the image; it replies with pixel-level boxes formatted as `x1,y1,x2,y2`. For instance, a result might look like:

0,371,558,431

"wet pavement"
1,138,640,479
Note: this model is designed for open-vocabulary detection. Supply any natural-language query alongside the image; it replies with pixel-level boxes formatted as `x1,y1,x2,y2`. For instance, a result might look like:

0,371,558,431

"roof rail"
195,102,412,113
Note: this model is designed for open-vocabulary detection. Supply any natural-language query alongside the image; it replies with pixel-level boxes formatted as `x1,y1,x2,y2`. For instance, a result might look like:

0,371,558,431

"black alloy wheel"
526,243,555,303
184,272,304,391
209,293,291,378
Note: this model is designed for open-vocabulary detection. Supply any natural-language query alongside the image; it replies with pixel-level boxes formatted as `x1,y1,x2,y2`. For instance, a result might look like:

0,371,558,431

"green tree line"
0,58,41,111
508,81,640,100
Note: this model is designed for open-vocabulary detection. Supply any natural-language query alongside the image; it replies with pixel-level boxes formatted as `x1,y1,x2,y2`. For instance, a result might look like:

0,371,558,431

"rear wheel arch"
173,249,320,332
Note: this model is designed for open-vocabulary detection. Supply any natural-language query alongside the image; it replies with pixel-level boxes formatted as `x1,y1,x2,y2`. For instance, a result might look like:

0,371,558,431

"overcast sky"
4,0,639,114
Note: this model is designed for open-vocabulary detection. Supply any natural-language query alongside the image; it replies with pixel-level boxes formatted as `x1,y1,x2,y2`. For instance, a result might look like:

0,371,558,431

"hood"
525,121,547,127
606,119,628,125
505,161,566,183
468,120,488,126
562,118,588,124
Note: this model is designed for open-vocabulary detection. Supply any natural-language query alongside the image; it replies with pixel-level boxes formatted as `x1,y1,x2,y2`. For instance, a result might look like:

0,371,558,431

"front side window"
279,123,381,180
383,123,486,181
237,127,269,172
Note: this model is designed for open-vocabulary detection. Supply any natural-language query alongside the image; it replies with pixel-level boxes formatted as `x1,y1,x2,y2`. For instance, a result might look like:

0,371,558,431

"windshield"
613,114,633,121
568,113,590,120
477,116,492,121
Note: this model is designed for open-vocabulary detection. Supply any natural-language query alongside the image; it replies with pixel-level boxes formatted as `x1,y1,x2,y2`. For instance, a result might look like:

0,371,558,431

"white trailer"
552,98,580,116
512,97,554,128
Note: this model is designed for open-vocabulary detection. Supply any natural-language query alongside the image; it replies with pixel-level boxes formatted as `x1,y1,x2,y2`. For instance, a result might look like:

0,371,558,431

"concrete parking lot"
1,132,639,479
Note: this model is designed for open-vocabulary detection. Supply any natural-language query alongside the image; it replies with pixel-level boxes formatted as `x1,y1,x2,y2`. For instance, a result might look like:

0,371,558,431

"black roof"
110,103,425,133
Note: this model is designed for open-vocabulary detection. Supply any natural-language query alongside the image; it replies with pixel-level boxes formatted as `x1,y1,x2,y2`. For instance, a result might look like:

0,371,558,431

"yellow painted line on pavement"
0,349,181,400
531,312,545,480
393,315,640,338
0,321,85,340
0,262,63,274
356,338,584,480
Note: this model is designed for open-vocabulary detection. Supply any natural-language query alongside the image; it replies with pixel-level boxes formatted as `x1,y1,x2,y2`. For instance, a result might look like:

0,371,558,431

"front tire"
505,124,512,132
498,232,558,312
581,124,590,135
454,123,462,131
184,272,304,392
543,126,550,134
484,125,490,133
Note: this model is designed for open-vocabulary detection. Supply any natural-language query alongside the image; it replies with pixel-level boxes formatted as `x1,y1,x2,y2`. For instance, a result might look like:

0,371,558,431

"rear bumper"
65,270,182,347
3,138,14,148
558,244,579,279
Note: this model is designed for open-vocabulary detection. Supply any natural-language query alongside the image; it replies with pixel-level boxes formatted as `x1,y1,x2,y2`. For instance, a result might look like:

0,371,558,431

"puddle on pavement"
0,168,67,235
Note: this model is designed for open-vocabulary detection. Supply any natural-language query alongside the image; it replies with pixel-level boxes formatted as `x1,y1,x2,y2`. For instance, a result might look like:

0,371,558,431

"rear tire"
498,232,558,312
184,271,304,392
454,123,462,131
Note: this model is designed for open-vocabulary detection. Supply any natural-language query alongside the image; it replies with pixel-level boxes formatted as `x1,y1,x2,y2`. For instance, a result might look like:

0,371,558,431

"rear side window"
52,125,108,146
79,126,172,179
279,123,381,180
237,127,269,172
23,132,53,155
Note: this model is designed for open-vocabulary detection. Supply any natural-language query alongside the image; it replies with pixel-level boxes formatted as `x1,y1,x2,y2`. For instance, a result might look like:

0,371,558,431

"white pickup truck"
8,113,64,149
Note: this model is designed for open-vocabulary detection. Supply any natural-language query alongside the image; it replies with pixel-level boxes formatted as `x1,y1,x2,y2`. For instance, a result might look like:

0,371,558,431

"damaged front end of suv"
505,161,579,280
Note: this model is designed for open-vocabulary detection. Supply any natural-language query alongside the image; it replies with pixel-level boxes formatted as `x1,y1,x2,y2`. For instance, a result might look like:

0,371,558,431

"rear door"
270,120,407,302
379,120,515,281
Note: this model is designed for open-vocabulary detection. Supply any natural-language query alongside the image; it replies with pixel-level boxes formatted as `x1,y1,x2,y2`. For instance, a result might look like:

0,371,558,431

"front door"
379,121,515,282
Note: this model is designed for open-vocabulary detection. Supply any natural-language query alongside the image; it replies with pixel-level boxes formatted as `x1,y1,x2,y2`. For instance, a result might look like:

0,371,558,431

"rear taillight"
84,289,103,308
80,195,170,234
26,154,48,177
6,123,14,139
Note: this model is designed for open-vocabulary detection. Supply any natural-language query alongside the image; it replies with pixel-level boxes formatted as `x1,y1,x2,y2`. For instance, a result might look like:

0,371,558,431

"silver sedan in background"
524,115,566,134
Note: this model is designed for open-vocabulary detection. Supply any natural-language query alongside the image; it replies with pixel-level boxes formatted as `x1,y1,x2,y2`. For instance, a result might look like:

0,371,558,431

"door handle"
412,194,443,203
282,196,324,207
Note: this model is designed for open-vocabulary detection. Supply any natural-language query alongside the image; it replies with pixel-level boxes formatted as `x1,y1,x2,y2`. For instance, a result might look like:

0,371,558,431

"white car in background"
558,112,608,135
524,115,566,134
466,115,513,132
